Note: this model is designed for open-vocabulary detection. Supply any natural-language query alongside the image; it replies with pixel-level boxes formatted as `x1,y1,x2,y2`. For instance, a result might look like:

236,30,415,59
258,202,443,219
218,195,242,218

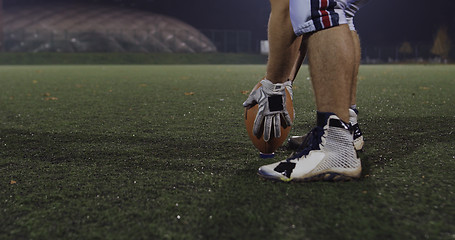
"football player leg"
287,0,368,151
287,32,364,151
288,36,308,84
258,0,361,182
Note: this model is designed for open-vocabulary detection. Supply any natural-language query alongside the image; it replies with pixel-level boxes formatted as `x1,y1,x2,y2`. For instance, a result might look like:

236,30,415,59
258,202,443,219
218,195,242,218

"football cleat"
288,108,364,151
258,112,361,182
349,108,364,151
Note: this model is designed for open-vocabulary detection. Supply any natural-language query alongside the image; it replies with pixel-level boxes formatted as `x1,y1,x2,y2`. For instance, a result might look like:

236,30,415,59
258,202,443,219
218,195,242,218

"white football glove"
243,79,293,142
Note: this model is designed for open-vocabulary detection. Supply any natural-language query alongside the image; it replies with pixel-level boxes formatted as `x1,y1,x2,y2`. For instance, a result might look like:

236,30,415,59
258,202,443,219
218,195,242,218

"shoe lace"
288,126,324,160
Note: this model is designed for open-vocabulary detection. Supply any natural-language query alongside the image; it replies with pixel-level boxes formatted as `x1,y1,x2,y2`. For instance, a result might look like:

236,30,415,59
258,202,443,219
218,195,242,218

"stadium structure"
3,3,217,53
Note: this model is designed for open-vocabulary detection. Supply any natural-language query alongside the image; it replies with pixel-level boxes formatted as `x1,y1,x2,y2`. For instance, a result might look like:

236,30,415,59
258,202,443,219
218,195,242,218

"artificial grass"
0,53,268,65
0,64,454,239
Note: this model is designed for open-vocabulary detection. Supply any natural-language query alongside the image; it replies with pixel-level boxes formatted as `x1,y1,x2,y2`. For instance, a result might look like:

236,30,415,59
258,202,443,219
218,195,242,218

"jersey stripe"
311,0,339,31
320,0,331,28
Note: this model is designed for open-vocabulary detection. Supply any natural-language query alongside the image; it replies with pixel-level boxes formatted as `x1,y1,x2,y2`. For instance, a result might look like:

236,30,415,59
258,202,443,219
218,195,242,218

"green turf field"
1,64,454,239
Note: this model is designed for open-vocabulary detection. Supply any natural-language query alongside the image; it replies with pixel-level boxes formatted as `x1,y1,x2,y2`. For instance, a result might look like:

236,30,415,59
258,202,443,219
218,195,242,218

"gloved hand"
243,79,293,142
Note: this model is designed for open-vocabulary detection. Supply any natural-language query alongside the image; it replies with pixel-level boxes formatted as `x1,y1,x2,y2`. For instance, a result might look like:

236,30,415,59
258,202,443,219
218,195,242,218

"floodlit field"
1,64,454,239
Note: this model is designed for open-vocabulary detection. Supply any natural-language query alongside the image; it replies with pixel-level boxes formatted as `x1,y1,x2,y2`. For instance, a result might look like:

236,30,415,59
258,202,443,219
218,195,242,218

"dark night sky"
4,0,455,47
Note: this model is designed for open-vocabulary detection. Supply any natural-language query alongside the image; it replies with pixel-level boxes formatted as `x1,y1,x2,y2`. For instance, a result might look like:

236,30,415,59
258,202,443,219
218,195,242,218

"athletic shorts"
290,0,369,35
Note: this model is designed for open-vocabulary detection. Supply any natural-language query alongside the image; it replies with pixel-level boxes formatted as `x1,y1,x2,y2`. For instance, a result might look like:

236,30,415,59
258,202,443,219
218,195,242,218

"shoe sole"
257,169,292,182
293,171,360,182
258,169,361,182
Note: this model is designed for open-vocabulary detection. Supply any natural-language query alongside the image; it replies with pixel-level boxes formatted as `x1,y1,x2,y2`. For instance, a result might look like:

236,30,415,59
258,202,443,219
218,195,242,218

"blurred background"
1,0,454,63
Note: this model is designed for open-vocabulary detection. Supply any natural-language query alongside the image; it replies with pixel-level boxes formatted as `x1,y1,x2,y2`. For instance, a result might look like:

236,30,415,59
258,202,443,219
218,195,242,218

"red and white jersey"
290,0,370,35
